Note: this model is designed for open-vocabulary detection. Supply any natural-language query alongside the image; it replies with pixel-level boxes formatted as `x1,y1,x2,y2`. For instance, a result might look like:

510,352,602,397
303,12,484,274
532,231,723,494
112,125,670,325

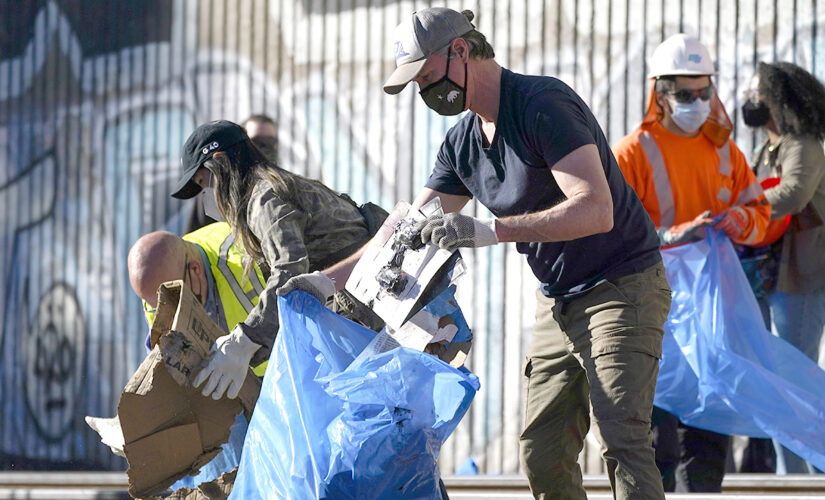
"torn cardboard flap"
118,281,262,499
151,280,260,417
118,348,235,498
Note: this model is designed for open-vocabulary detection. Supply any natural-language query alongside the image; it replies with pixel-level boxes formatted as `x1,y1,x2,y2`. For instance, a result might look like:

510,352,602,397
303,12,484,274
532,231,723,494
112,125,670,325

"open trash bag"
655,229,825,470
231,292,479,500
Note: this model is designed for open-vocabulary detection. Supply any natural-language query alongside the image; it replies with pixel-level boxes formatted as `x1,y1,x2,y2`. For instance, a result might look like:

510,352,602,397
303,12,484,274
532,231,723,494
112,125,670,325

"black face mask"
252,136,278,158
418,46,467,116
741,100,771,128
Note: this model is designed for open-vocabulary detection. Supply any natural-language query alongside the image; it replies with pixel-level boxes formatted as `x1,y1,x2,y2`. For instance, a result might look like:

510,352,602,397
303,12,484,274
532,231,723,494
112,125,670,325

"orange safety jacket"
614,119,770,246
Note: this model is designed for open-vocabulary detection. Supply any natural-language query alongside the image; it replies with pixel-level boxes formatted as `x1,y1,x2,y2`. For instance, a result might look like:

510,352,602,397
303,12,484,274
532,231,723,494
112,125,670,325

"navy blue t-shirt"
425,69,661,299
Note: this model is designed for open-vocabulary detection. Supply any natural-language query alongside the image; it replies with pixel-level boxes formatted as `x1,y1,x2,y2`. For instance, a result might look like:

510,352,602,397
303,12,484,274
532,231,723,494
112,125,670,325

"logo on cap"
395,41,409,60
688,54,702,63
201,141,219,155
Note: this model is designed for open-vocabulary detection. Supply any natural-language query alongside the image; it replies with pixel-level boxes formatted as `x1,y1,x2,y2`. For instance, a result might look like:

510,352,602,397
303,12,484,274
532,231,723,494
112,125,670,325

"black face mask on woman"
419,46,467,116
741,100,771,128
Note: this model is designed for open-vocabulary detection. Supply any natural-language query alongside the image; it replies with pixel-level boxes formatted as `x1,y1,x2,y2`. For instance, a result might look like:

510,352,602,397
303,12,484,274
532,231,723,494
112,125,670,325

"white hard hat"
648,34,716,79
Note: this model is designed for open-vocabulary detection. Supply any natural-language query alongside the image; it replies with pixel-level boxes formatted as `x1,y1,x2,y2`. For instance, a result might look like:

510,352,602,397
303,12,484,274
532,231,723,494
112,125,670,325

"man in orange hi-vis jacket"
613,34,771,493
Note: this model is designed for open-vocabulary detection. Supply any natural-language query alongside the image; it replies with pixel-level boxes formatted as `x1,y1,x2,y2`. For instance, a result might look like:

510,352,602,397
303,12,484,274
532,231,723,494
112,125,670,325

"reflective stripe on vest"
716,141,733,204
244,255,265,296
639,132,734,225
735,179,764,206
217,232,257,313
183,223,266,329
639,132,676,227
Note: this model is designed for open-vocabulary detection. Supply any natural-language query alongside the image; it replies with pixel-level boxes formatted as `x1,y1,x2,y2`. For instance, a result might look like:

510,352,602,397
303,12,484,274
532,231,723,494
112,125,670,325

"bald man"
128,222,268,373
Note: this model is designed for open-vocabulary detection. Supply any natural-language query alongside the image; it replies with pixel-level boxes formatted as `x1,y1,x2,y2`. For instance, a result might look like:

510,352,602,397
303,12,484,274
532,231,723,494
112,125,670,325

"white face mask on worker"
201,187,224,221
667,97,711,134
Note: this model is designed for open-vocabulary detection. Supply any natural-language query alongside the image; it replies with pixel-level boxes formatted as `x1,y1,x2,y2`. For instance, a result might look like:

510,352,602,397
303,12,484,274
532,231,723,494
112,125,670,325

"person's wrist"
480,218,499,245
230,328,261,358
657,226,672,246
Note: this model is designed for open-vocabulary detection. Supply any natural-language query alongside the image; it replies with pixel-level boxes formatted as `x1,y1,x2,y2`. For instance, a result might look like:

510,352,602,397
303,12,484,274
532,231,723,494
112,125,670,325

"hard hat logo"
648,33,716,79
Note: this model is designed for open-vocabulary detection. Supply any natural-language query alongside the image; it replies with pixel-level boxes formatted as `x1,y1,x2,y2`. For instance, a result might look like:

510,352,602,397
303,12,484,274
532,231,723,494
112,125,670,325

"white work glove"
415,213,498,251
658,210,714,247
193,329,260,400
276,271,336,303
85,416,125,458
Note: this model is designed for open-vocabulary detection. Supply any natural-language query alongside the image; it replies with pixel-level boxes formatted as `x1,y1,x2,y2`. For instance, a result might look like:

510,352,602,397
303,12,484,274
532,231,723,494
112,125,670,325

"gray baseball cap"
383,8,474,95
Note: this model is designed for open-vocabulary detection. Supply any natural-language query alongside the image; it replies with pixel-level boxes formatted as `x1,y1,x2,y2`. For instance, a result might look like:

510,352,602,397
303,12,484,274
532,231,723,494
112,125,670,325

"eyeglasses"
665,85,715,104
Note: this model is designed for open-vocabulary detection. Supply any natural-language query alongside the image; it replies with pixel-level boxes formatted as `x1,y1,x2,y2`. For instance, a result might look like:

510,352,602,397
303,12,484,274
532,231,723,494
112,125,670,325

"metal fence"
0,0,822,474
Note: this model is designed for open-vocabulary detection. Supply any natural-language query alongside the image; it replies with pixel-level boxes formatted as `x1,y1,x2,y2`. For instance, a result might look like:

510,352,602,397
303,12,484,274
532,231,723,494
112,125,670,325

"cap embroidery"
395,41,409,60
201,141,219,155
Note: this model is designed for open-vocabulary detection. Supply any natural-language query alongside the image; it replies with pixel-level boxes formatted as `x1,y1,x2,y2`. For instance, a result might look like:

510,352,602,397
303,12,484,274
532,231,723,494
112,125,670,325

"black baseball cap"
171,120,249,199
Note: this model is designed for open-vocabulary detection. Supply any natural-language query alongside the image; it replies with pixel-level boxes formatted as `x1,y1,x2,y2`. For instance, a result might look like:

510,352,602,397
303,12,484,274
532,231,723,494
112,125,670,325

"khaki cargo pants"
520,262,671,500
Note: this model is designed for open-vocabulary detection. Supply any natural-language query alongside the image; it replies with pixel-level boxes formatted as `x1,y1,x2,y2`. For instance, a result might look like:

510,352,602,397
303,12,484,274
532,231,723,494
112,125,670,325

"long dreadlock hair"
758,61,825,141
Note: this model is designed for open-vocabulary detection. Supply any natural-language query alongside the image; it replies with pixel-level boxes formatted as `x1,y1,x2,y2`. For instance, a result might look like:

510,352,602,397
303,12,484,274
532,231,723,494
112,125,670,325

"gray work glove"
658,210,714,247
415,213,498,251
193,329,260,400
276,271,336,303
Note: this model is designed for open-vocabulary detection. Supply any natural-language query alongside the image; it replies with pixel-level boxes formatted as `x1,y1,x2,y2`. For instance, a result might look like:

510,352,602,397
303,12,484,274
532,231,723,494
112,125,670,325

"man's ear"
655,92,670,113
452,38,469,62
188,252,205,281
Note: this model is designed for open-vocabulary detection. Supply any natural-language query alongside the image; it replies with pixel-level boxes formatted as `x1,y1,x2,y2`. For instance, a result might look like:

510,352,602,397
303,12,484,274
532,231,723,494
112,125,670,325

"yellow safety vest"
143,222,269,376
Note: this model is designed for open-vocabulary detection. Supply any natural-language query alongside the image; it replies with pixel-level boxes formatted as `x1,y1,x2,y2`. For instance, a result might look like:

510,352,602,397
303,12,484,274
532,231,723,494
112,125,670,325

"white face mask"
201,186,224,222
667,97,711,134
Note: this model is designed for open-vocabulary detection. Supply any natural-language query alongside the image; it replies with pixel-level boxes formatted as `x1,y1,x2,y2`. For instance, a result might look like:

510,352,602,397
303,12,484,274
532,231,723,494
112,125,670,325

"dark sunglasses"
665,86,714,104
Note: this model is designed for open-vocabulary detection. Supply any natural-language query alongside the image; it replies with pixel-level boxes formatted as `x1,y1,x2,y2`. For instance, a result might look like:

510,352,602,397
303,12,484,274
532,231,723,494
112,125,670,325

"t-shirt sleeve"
524,89,597,168
424,136,473,197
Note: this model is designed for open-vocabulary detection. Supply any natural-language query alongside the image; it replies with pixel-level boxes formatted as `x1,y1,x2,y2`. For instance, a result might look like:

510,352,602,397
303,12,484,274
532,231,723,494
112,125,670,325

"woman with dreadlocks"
741,62,825,474
170,120,386,401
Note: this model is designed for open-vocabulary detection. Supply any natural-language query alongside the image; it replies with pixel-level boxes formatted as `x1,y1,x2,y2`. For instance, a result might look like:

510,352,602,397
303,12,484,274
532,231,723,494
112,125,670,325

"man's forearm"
494,192,613,243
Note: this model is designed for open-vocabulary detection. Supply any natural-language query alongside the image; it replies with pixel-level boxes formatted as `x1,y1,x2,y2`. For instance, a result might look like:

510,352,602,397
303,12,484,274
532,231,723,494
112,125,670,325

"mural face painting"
21,283,86,443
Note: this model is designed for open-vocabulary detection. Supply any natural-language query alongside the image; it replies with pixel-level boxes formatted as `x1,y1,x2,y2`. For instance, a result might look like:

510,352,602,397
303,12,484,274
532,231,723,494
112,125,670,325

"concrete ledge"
1,472,823,498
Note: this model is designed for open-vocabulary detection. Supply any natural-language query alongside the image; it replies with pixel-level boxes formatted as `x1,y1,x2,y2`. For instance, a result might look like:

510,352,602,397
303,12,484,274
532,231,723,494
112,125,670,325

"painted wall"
0,0,821,473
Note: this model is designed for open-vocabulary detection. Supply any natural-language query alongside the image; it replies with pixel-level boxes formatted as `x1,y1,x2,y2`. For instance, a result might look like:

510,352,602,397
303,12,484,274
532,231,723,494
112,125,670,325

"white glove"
193,329,260,400
85,415,125,458
276,271,336,303
416,213,498,251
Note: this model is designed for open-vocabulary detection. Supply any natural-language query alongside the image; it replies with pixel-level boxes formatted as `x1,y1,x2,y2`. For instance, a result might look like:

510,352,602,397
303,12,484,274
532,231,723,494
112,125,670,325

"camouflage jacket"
237,175,371,365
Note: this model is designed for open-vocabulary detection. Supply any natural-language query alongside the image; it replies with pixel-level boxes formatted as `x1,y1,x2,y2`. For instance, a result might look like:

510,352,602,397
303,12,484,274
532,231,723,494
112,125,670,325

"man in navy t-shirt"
381,7,671,500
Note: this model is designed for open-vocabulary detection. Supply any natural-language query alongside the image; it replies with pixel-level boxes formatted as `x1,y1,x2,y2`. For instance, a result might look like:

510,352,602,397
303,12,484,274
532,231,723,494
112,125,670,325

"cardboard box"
118,281,260,498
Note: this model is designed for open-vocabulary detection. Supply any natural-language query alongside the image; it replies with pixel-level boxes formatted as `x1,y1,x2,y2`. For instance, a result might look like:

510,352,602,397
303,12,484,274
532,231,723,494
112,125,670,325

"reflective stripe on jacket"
614,120,770,245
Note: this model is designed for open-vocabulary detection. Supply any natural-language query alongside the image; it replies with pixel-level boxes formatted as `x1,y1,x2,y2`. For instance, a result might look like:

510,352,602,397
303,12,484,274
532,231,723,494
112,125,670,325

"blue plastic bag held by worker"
655,229,825,470
230,291,479,499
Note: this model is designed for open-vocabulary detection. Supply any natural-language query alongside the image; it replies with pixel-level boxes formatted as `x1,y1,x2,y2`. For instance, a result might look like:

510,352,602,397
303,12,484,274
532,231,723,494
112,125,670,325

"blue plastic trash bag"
231,291,479,500
655,229,825,470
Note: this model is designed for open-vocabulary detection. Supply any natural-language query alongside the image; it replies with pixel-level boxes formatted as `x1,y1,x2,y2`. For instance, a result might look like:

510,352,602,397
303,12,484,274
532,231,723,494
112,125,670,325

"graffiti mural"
0,0,823,474
21,282,86,443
